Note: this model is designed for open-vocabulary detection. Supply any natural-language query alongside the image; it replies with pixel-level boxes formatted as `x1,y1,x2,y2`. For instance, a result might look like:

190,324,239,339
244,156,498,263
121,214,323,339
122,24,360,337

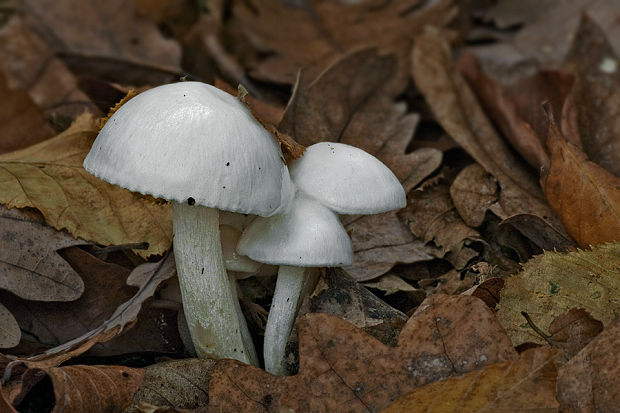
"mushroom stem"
173,202,258,365
264,265,309,375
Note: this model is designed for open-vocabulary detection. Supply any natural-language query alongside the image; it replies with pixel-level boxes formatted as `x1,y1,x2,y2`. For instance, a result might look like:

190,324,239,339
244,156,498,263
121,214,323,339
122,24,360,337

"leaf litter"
1,1,620,411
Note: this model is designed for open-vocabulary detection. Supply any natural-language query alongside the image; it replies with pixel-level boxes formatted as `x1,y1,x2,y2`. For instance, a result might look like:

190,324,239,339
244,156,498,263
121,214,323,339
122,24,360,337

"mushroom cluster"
84,82,293,365
238,142,406,374
84,82,406,374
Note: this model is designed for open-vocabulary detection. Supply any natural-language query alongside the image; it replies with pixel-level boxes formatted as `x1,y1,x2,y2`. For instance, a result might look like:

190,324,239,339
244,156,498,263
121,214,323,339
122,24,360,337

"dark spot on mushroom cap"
187,197,195,206
226,162,230,166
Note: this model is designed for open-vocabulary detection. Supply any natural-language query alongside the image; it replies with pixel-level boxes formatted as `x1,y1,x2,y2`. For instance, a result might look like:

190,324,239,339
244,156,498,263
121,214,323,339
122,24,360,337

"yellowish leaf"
496,243,620,346
0,114,172,257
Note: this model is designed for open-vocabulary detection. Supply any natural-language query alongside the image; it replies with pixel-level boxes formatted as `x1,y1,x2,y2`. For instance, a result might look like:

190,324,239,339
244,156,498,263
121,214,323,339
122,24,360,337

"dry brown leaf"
208,294,517,412
0,71,54,154
549,309,603,360
8,365,144,413
399,180,482,269
362,274,419,296
0,16,99,127
498,214,576,252
7,253,176,369
380,347,558,413
449,163,498,227
280,48,442,192
496,243,620,347
234,0,455,88
541,110,620,248
0,113,173,257
0,302,19,348
565,15,620,177
463,277,504,309
127,358,216,412
0,206,85,302
458,53,577,171
557,316,620,412
412,27,570,242
21,0,180,70
1,246,135,351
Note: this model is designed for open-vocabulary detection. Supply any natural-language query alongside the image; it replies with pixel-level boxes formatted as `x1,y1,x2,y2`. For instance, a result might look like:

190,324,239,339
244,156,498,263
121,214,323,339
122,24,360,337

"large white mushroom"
238,142,406,374
84,82,294,365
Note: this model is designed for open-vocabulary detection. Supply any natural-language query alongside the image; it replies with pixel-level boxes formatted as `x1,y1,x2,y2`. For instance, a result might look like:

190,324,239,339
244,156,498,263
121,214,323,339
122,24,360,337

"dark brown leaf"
208,295,517,412
549,308,603,360
234,0,455,89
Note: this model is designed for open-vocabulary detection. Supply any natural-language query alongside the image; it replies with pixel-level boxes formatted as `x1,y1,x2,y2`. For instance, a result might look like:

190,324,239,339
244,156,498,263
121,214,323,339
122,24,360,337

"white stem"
263,265,307,375
172,202,258,365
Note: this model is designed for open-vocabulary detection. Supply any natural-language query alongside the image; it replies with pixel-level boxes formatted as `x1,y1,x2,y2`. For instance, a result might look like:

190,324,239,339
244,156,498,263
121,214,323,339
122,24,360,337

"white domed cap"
237,193,353,267
84,82,293,217
289,142,406,214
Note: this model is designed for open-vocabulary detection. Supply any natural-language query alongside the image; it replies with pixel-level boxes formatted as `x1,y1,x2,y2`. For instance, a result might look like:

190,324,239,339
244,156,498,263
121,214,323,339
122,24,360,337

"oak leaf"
496,243,620,347
208,294,517,412
0,113,173,257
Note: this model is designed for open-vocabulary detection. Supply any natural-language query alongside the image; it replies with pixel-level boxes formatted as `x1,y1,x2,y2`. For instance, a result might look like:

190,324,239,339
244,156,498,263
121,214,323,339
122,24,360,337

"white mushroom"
238,192,352,374
84,82,294,365
238,142,406,374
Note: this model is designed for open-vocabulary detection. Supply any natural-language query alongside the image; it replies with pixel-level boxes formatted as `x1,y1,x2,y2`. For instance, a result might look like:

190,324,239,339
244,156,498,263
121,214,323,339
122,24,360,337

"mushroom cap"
289,142,406,214
237,193,353,267
84,82,293,217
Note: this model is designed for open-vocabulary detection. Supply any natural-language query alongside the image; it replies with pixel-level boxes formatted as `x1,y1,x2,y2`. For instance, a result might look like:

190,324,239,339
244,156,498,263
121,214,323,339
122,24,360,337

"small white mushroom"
238,142,406,374
84,82,294,365
238,192,352,374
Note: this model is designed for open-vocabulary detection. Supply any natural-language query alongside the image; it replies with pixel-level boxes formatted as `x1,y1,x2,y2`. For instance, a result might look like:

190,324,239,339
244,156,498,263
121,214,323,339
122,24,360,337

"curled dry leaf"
549,308,603,360
234,0,455,88
126,358,216,412
9,365,144,413
0,302,19,349
412,27,571,245
496,243,620,347
380,347,558,413
449,163,498,227
557,316,620,412
541,110,620,248
8,253,176,369
0,113,173,257
458,53,577,171
208,295,517,412
0,206,85,302
565,16,620,176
